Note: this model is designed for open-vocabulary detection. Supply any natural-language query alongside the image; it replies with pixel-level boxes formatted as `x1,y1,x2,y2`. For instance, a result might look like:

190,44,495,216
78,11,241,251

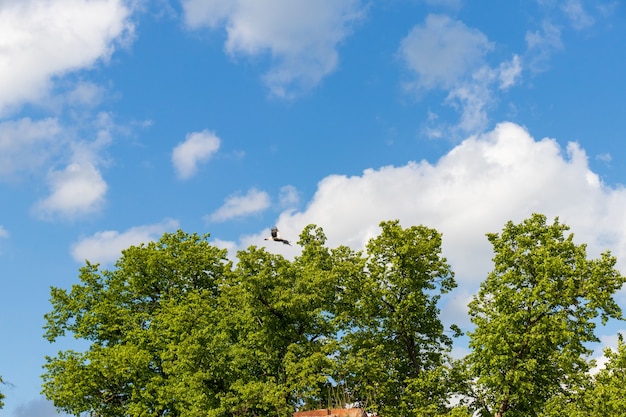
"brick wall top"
294,409,367,417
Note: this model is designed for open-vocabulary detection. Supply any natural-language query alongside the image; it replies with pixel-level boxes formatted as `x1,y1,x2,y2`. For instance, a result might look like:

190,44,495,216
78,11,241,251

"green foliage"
43,231,232,417
464,213,626,417
43,214,624,417
43,222,461,416
336,220,458,417
539,333,626,416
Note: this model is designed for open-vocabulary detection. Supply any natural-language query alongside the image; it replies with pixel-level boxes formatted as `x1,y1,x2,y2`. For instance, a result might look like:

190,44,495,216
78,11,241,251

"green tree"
583,334,626,414
337,220,458,417
43,227,349,417
43,231,232,417
213,226,342,415
464,214,626,417
539,333,626,416
43,222,462,416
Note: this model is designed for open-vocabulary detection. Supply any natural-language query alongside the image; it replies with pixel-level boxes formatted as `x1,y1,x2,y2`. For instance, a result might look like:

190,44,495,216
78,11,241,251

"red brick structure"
294,408,367,417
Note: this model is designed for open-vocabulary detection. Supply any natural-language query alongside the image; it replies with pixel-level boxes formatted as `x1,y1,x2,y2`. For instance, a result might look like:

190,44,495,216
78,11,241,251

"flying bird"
265,227,291,246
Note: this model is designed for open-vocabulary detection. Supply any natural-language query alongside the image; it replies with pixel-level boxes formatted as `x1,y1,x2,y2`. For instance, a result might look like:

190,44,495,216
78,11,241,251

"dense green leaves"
336,221,457,417
43,222,461,416
464,214,626,417
539,333,626,416
43,231,232,416
42,215,625,417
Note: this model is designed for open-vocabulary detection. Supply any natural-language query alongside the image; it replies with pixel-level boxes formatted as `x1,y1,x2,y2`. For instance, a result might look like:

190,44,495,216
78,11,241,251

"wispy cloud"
279,185,300,208
399,14,493,92
399,14,522,136
424,0,462,8
0,117,64,180
71,218,180,265
172,130,221,180
497,55,522,90
525,20,563,72
32,113,117,220
181,0,367,98
13,397,71,417
208,188,270,222
561,0,595,29
0,225,8,238
0,0,135,116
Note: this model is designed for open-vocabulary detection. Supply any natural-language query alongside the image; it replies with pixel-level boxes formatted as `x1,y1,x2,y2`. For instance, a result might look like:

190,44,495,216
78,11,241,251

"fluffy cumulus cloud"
239,123,626,290
399,15,522,136
208,188,271,222
0,0,134,115
230,122,626,333
172,130,221,179
30,112,118,220
34,161,108,219
181,0,366,98
71,218,180,265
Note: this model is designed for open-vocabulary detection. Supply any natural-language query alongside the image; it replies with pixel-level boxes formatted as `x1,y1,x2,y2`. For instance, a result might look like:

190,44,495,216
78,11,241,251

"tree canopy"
43,221,459,417
42,215,626,417
538,333,626,417
463,213,626,417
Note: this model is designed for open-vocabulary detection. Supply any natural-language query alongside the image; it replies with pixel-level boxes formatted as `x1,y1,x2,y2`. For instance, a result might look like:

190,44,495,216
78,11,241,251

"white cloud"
279,185,300,208
0,0,134,115
210,237,239,259
498,54,522,90
399,14,493,92
181,0,366,98
34,161,108,219
64,80,107,108
237,123,626,292
208,188,270,222
0,117,64,179
444,69,495,134
525,20,563,72
561,0,595,29
31,112,119,220
0,225,8,238
596,153,612,163
172,130,221,180
590,330,626,374
400,15,523,136
71,218,180,265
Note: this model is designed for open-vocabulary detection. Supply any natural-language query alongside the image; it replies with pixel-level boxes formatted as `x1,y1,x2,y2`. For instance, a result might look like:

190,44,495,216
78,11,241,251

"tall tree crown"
466,213,626,417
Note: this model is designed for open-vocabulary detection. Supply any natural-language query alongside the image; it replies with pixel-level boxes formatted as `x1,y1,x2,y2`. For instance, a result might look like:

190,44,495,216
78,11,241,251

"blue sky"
1,0,625,415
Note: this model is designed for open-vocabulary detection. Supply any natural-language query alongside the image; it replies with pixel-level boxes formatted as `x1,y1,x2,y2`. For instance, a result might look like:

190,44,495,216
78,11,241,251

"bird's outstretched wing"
267,227,291,245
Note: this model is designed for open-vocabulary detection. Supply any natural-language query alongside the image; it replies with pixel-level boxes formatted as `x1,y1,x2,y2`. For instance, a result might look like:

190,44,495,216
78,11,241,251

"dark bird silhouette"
265,227,291,246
